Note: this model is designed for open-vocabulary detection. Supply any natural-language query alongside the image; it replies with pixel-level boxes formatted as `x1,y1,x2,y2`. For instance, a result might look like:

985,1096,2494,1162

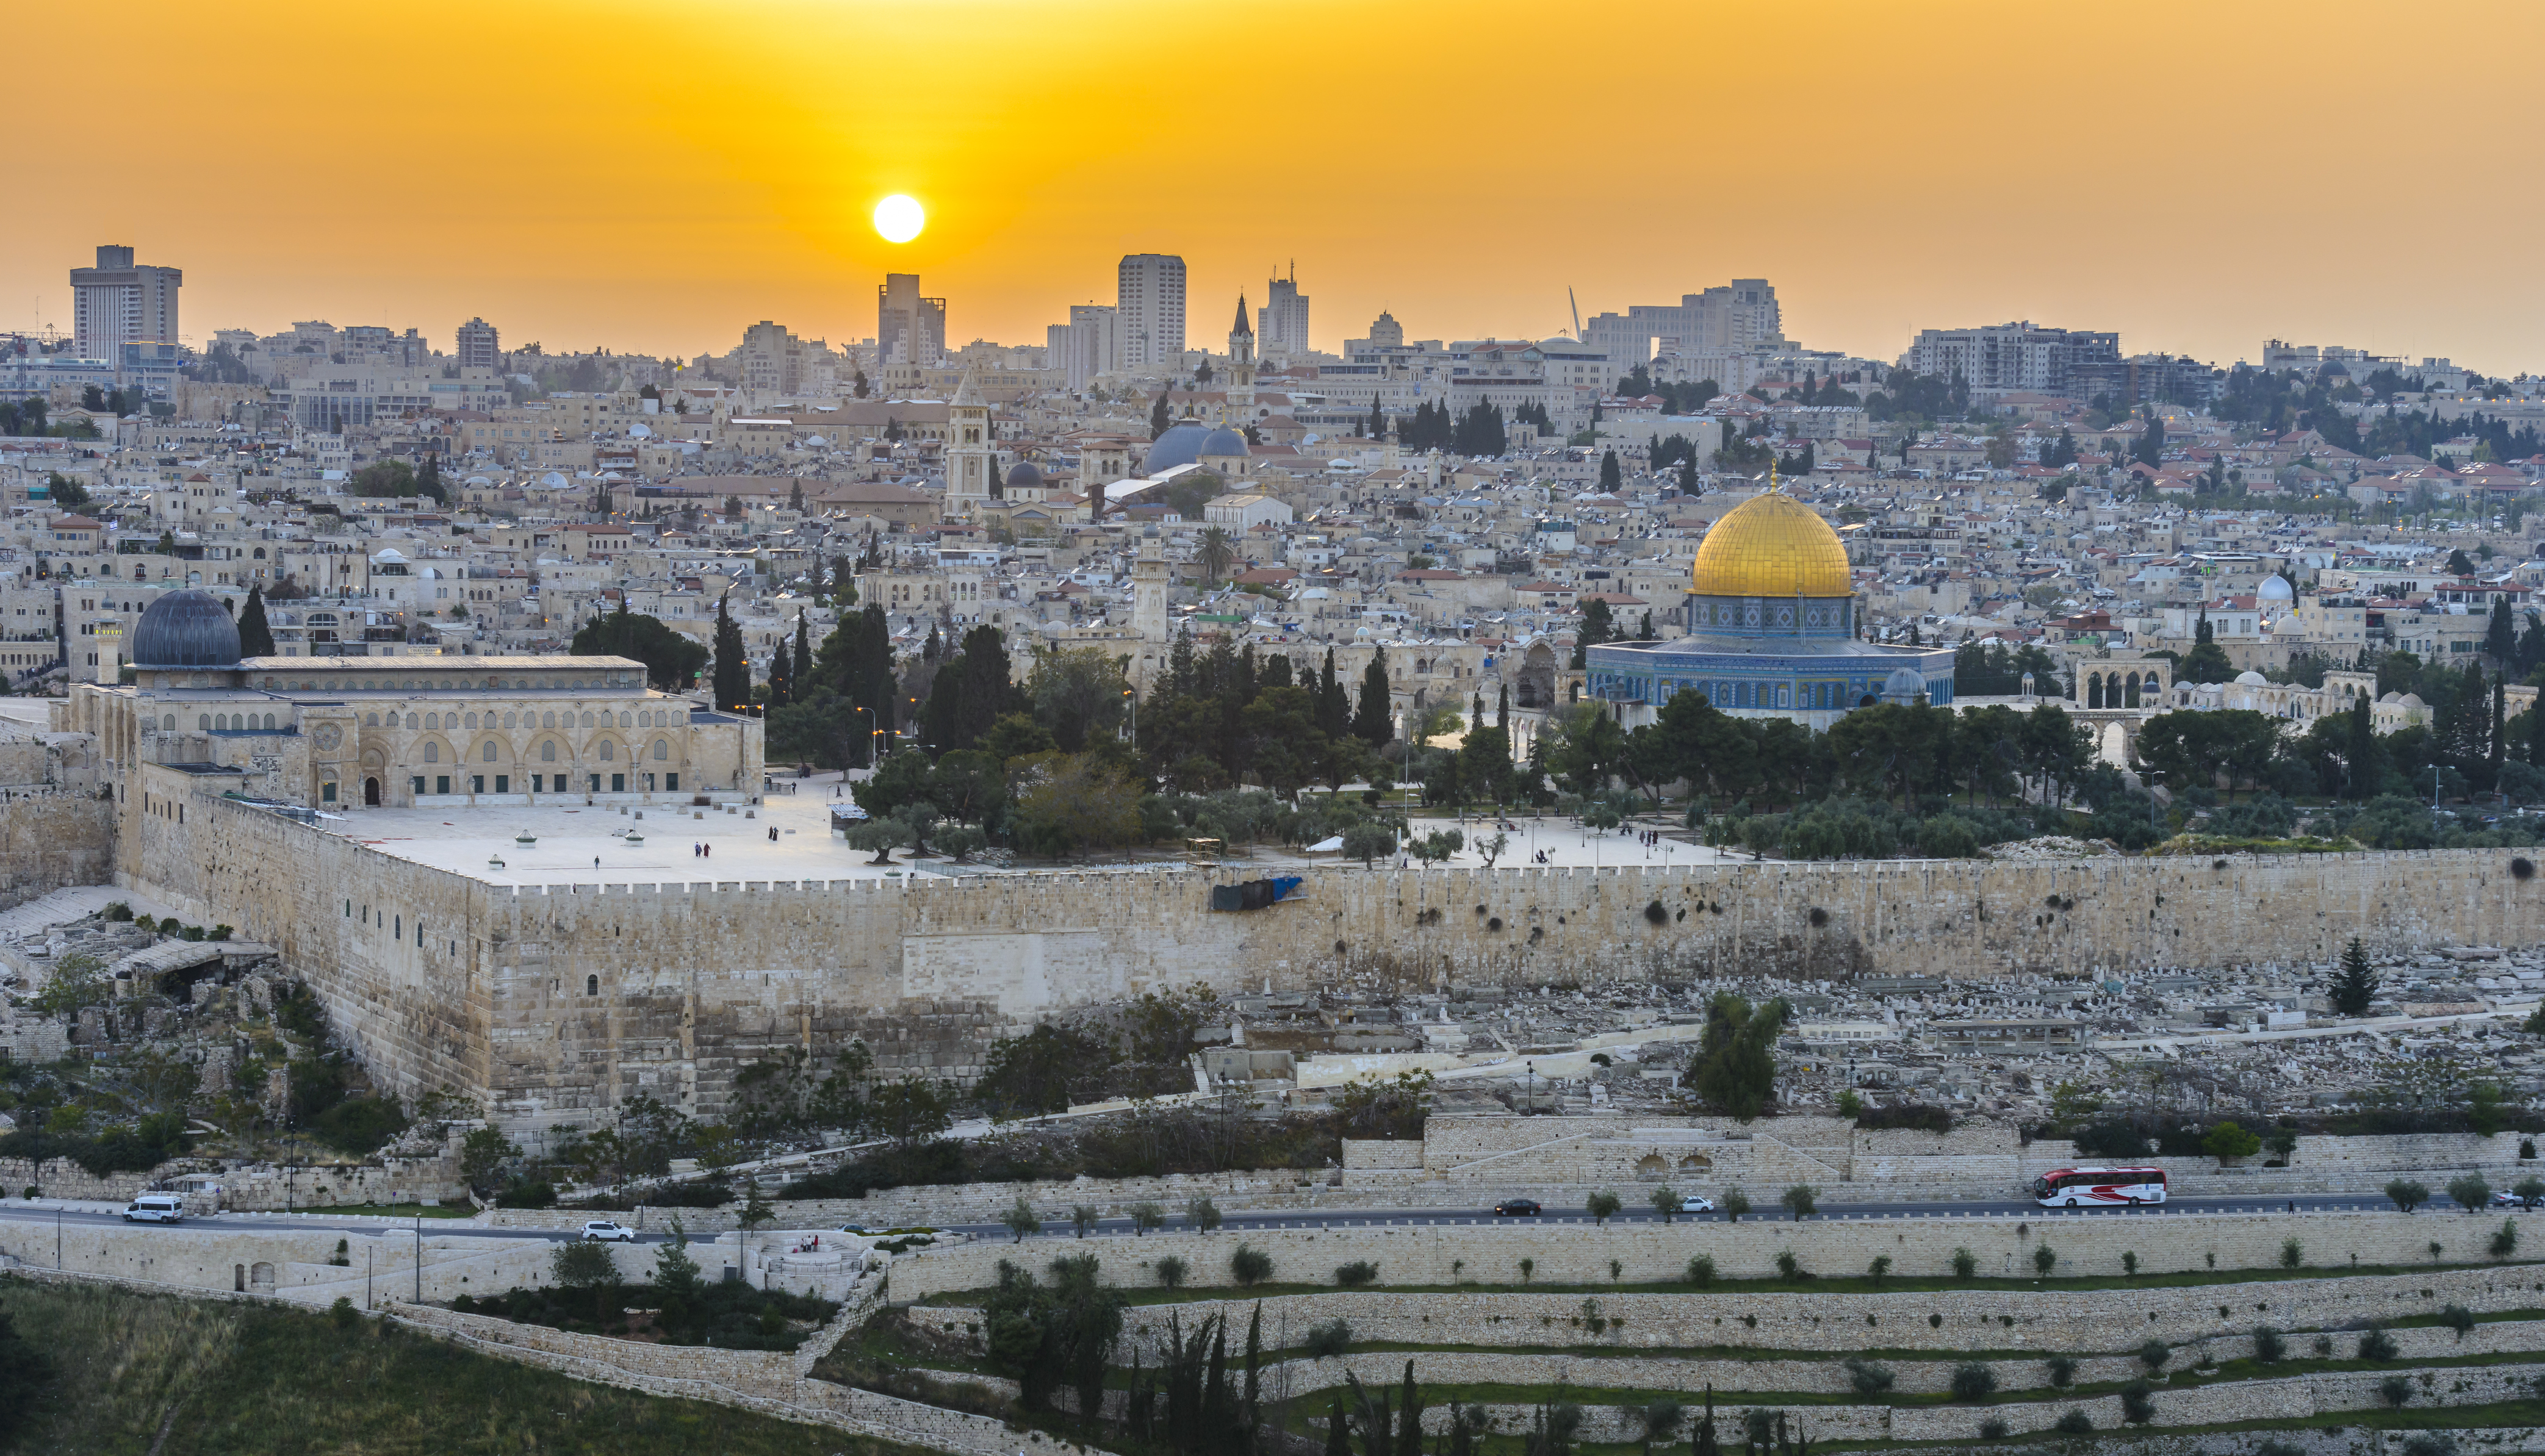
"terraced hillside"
830,1212,2545,1454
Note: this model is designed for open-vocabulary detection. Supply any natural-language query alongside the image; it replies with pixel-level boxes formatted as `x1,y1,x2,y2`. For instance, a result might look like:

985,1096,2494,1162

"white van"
123,1194,185,1224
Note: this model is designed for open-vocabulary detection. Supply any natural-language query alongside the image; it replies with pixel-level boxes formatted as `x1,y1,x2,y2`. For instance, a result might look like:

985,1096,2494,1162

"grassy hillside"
0,1275,929,1456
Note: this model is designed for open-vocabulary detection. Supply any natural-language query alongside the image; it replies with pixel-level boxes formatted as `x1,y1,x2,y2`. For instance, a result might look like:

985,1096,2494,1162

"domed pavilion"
1581,489,1955,726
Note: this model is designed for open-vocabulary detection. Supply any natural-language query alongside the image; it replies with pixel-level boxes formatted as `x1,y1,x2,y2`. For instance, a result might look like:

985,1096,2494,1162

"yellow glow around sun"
873,194,924,244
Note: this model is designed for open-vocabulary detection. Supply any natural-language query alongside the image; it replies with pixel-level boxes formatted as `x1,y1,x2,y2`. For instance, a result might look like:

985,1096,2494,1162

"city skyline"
5,0,2544,374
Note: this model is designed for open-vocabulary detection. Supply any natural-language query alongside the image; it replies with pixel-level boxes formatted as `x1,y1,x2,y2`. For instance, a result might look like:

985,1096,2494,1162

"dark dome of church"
1141,422,1214,476
1198,427,1250,459
1005,460,1043,489
131,589,242,669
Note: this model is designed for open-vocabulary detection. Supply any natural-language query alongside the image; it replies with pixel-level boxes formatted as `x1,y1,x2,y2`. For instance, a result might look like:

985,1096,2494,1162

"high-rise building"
1117,254,1186,370
735,320,809,395
1048,304,1121,392
456,317,500,370
1901,321,2121,398
878,274,946,367
71,245,182,360
1257,267,1309,362
1583,280,1782,373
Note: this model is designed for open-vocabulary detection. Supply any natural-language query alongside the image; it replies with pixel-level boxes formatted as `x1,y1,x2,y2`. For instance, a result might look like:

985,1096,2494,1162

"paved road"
0,1204,684,1245
1,1192,2503,1249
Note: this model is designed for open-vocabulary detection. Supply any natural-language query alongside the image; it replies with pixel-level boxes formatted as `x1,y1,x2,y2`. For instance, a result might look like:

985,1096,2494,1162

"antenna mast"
1567,287,1582,340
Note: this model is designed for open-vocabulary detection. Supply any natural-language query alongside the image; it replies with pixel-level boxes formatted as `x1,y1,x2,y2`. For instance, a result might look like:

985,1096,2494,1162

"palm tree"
1198,526,1235,586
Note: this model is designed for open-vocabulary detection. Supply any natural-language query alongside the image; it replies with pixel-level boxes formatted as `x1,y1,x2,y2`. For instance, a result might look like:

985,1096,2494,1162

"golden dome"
1690,490,1852,598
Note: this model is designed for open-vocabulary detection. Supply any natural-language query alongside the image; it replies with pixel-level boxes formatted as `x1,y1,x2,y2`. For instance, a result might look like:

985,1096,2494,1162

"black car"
1493,1199,1542,1217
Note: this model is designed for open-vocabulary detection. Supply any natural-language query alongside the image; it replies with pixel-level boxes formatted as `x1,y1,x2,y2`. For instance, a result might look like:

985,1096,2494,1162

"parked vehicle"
1679,1194,1718,1214
122,1194,185,1224
1492,1198,1542,1217
580,1219,638,1242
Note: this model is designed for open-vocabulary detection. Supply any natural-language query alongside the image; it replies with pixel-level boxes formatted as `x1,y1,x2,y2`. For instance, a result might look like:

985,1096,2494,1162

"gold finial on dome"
1689,488,1851,599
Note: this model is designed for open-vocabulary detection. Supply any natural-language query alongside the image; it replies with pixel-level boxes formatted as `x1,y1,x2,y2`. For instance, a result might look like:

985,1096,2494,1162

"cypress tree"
710,593,749,710
1151,393,1173,440
1599,450,1622,492
1324,1395,1350,1456
793,615,811,688
1394,1359,1422,1456
1353,647,1393,745
1319,648,1348,737
1497,683,1509,728
2344,695,2378,798
236,584,276,657
2330,937,2379,1016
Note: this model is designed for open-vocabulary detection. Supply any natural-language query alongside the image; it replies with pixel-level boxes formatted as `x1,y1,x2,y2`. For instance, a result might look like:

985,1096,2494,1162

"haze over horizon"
9,0,2543,373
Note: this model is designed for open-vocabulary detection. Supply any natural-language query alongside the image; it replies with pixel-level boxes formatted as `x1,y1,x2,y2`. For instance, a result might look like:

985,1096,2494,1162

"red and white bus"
2031,1167,2167,1207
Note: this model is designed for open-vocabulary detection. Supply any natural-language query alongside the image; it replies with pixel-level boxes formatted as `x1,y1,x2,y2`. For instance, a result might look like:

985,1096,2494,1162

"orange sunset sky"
7,0,2543,374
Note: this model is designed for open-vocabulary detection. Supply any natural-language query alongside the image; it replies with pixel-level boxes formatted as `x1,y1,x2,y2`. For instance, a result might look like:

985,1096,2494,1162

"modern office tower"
1257,266,1309,362
1117,254,1186,370
878,273,947,367
71,245,182,359
455,317,501,369
1583,279,1783,370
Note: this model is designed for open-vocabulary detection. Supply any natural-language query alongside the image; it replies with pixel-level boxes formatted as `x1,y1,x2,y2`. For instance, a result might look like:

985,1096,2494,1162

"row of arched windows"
415,737,675,763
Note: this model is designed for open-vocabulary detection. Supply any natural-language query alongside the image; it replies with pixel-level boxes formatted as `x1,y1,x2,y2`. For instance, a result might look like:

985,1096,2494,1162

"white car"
579,1220,638,1242
1678,1194,1718,1214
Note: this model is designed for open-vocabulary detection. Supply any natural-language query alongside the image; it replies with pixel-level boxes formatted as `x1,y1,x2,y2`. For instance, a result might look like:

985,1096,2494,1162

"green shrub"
2031,1244,2055,1276
2358,1325,2399,1361
2054,1411,2093,1434
1949,1363,1998,1403
2280,1237,2303,1268
1685,1255,1716,1287
2252,1325,2284,1363
1155,1256,1187,1289
1334,1260,1377,1288
329,1297,359,1330
2380,1374,2413,1408
2043,1355,2075,1387
1951,1247,1977,1280
2439,1304,2477,1339
1302,1319,1352,1358
2119,1380,2154,1425
1230,1244,1273,1286
1977,1417,2008,1441
1843,1358,1894,1396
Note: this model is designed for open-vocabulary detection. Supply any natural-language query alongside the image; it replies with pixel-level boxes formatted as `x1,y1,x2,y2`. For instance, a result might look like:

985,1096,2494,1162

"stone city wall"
884,1210,2545,1312
106,791,2545,1134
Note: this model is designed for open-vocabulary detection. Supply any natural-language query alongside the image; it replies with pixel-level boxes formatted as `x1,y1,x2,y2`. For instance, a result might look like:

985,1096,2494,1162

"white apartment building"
1901,321,2120,398
1118,254,1187,370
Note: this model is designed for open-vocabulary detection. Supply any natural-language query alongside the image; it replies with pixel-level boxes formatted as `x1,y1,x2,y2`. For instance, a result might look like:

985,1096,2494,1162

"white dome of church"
2234,670,2270,686
2258,573,2295,601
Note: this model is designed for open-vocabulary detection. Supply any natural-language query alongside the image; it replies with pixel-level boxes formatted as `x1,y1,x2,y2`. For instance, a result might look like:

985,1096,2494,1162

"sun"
873,194,924,244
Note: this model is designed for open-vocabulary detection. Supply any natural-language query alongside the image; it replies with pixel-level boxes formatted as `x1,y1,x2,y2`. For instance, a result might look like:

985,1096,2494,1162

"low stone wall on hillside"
887,1208,2542,1299
1070,1266,2545,1359
1397,1363,2545,1444
384,1293,1112,1456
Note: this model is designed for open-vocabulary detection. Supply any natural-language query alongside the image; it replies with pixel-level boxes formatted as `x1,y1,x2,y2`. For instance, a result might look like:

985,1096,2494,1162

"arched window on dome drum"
198,714,209,730
541,741,558,762
423,742,439,763
597,741,613,762
482,741,498,761
652,739,668,760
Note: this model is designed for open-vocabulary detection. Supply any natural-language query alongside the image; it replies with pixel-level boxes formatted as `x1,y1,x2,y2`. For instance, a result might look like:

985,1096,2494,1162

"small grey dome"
1005,459,1043,489
131,589,241,669
1141,422,1214,476
1882,665,1927,700
1198,427,1249,459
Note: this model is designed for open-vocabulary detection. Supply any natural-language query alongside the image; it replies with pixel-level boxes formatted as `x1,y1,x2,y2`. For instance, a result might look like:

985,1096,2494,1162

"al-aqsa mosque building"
1582,487,1954,728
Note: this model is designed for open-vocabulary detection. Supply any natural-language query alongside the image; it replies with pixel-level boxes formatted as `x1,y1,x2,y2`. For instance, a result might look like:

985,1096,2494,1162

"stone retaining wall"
384,1293,1112,1456
1408,1360,2545,1443
887,1209,2543,1301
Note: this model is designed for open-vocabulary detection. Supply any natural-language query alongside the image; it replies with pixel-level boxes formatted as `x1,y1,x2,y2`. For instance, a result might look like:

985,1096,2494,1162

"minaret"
1225,295,1256,425
943,364,993,516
